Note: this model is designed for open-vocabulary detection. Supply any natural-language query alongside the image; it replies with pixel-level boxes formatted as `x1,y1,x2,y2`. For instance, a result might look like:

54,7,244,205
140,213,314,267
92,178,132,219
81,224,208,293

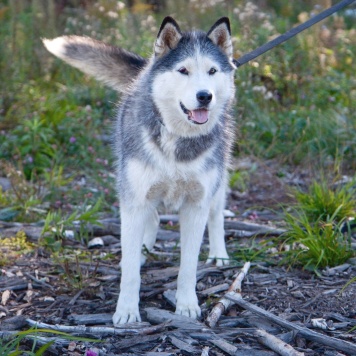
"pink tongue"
191,109,208,124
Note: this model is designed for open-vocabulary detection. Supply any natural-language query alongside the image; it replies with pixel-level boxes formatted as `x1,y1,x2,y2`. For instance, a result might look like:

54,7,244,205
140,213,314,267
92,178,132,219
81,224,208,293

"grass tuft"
292,179,356,222
283,210,354,270
282,179,355,270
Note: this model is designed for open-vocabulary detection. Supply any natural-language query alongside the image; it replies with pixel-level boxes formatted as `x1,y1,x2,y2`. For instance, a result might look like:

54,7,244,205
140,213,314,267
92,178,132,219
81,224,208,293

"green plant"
0,327,100,356
282,209,354,270
229,170,250,192
13,116,57,179
0,231,35,266
292,179,356,222
0,334,53,356
232,238,279,264
340,276,356,333
0,161,44,222
60,254,93,290
40,199,103,252
340,276,356,294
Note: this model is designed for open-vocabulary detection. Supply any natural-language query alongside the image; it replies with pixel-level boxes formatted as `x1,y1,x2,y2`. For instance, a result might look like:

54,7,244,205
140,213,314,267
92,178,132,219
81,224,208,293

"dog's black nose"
196,90,212,105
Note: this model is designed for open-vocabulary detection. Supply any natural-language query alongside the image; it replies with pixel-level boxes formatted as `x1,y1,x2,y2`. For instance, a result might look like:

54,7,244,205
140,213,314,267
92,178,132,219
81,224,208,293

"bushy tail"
43,36,147,92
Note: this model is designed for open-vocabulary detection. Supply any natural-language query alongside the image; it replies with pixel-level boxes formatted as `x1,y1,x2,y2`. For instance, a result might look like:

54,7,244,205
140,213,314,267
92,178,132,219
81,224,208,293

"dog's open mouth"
180,102,209,125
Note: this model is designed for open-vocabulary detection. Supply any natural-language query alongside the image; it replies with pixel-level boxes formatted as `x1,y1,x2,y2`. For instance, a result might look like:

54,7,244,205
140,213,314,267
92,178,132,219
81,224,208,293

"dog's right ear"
154,16,182,58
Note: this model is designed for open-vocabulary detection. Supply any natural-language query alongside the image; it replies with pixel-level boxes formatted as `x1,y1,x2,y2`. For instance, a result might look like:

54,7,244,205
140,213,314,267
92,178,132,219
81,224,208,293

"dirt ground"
0,161,355,355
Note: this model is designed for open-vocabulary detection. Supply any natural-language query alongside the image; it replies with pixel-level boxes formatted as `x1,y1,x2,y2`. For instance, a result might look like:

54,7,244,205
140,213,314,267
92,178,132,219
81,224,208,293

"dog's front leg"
113,205,148,325
206,184,229,266
175,204,209,318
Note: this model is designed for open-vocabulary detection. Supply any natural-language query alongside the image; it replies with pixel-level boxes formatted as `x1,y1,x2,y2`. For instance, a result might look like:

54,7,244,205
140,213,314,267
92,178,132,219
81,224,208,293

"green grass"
282,179,355,271
292,179,356,222
231,237,279,265
283,210,354,270
40,198,103,252
0,326,100,356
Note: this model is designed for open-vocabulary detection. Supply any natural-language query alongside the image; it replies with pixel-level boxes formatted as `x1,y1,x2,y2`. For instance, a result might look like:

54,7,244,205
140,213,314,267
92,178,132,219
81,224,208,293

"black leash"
233,0,355,68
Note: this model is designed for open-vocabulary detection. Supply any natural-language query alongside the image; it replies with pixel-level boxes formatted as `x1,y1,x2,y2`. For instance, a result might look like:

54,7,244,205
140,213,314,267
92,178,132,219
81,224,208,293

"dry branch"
255,328,304,356
145,307,203,330
225,292,356,355
210,338,238,355
168,334,198,353
68,313,113,325
224,221,285,236
206,261,251,328
26,318,170,337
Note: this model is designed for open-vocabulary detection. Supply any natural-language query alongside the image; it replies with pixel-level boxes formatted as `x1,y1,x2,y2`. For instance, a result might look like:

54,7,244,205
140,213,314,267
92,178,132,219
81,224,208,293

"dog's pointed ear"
207,17,233,58
154,16,182,58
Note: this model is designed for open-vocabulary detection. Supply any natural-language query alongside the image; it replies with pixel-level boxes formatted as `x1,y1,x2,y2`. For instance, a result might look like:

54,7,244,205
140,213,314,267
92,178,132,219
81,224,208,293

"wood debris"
1,215,355,355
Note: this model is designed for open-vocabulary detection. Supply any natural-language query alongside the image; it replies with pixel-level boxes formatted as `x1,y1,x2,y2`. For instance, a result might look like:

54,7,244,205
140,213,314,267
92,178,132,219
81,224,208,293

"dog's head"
151,17,236,137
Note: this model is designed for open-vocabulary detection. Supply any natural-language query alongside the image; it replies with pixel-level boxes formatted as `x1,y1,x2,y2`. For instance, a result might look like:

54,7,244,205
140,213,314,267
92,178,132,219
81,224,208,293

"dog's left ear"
155,16,182,58
207,17,233,58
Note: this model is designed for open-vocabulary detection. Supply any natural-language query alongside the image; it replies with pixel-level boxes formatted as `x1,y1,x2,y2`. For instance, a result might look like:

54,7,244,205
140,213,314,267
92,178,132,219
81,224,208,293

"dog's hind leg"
206,185,229,266
141,208,159,265
113,204,151,325
175,204,209,318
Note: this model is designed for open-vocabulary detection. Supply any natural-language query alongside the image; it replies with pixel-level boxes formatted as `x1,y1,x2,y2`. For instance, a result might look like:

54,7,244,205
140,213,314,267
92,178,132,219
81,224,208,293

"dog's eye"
208,67,217,75
178,67,189,75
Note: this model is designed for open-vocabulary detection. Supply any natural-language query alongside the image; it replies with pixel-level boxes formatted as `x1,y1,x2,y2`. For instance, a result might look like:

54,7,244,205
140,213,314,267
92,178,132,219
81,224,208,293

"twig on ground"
140,321,172,335
145,307,203,330
225,292,356,355
206,261,251,328
24,272,54,290
210,337,276,356
209,338,238,355
26,318,170,337
68,289,84,305
255,328,304,356
224,221,285,236
168,334,199,353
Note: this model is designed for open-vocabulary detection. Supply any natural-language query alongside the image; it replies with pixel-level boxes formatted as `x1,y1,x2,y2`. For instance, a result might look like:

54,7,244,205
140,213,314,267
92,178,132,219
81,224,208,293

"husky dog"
43,16,236,324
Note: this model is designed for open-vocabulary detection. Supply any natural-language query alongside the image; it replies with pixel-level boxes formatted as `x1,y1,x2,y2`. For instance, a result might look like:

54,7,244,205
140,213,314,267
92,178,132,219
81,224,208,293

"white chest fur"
124,127,219,210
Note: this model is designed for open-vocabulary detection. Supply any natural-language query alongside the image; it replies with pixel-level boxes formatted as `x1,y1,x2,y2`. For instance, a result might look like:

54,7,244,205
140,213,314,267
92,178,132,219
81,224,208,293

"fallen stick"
26,318,170,337
255,329,304,356
225,293,356,355
209,338,238,355
145,307,203,330
206,261,250,328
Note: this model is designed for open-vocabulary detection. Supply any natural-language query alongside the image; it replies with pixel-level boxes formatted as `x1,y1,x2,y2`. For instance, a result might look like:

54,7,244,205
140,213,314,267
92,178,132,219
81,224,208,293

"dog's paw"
112,307,141,325
175,302,201,319
206,253,230,266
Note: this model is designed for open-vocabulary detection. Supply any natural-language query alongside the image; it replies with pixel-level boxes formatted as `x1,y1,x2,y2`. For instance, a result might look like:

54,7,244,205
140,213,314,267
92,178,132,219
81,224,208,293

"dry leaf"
24,290,34,302
1,290,10,305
